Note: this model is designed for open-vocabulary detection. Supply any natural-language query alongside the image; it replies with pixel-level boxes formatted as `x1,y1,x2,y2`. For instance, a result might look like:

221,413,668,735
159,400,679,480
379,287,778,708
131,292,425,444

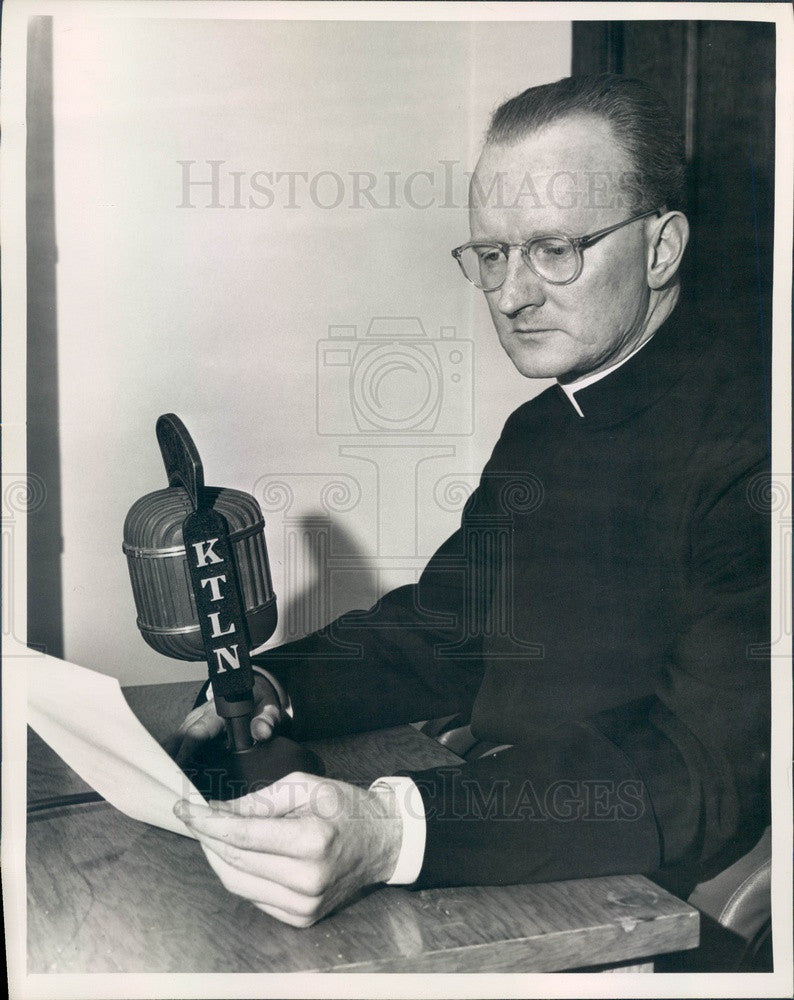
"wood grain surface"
27,681,699,973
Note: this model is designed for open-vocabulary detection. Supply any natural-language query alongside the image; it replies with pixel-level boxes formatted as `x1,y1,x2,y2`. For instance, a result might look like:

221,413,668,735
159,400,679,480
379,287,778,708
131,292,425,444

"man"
172,74,770,928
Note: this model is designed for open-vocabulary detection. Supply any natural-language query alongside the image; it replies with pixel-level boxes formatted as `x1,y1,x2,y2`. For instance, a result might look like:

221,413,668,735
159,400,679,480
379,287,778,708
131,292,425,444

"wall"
39,14,571,684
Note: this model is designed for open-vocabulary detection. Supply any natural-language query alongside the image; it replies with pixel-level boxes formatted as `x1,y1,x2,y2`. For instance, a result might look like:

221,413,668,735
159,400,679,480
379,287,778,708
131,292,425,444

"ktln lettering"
191,537,240,673
200,574,227,601
192,537,224,566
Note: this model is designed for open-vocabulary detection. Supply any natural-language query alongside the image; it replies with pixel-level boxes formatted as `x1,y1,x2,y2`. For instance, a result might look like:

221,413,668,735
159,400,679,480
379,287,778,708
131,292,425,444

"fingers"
199,843,322,919
253,901,320,929
174,796,328,858
175,778,386,929
167,673,285,764
199,835,325,895
176,701,221,739
168,702,224,766
250,703,281,741
248,675,283,740
251,670,288,714
174,721,224,768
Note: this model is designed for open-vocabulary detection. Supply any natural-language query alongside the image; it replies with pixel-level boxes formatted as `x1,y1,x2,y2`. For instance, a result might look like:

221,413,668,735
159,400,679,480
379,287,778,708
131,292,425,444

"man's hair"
487,73,687,213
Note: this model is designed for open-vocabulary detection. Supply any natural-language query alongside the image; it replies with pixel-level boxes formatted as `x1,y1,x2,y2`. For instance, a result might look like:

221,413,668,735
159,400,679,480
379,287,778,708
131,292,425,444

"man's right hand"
164,673,284,766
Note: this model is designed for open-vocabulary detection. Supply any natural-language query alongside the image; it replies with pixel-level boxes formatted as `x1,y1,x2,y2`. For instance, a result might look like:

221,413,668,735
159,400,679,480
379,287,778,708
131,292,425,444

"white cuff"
368,776,426,885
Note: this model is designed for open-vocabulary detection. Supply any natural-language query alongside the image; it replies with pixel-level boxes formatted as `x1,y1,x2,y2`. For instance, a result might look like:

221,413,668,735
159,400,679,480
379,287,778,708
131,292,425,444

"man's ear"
646,211,689,289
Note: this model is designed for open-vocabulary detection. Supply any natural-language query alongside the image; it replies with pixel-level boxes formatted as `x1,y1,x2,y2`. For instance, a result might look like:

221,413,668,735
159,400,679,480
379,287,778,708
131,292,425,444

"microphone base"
181,734,324,801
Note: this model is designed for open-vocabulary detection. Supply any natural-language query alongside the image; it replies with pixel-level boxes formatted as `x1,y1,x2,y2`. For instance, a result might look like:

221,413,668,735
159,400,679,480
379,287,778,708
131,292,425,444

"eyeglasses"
451,208,661,290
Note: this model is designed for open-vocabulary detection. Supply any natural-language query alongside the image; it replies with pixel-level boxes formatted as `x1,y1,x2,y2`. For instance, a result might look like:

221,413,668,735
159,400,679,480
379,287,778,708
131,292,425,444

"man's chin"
503,342,581,381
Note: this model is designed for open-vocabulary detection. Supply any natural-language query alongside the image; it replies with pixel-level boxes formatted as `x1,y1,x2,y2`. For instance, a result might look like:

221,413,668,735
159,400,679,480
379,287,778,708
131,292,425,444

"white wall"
47,15,571,684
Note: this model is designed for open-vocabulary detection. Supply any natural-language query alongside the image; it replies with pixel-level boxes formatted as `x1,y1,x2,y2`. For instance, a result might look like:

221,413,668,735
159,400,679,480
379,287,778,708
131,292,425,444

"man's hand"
164,673,284,766
173,773,403,927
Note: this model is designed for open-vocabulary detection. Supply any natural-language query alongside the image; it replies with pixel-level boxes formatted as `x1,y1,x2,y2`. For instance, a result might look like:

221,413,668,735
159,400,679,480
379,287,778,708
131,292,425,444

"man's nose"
494,249,546,315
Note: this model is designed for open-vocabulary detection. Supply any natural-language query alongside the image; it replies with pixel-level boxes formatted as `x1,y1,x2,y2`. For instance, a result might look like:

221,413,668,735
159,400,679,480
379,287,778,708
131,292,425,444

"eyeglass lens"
459,237,579,289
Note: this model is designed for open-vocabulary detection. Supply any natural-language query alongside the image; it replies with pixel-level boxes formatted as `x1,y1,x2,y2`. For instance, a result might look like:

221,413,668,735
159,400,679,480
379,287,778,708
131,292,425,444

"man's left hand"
174,773,403,927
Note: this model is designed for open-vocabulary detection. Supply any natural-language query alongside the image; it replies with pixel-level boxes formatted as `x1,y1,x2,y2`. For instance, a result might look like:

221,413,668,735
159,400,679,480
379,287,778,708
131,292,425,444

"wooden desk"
27,681,698,974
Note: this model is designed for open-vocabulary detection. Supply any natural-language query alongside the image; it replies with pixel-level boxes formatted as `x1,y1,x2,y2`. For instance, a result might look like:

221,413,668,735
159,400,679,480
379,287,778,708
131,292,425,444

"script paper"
27,654,201,837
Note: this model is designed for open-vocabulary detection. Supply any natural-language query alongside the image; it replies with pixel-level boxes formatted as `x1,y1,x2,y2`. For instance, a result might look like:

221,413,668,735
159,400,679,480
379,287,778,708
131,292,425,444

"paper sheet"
27,654,202,838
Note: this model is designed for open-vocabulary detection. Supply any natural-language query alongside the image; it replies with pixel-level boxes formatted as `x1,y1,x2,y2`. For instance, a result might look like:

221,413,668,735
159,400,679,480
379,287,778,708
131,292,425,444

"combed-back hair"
487,73,687,213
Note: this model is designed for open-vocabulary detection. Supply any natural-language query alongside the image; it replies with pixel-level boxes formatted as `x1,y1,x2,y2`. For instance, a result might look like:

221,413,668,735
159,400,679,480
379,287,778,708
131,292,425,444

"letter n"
213,644,241,673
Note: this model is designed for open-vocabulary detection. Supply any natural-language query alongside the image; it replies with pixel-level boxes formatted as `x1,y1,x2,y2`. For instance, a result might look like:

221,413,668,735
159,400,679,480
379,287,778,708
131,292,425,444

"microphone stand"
156,414,322,800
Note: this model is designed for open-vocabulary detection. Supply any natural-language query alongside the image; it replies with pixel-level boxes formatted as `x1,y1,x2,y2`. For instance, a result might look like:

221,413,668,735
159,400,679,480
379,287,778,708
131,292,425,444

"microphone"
123,413,322,799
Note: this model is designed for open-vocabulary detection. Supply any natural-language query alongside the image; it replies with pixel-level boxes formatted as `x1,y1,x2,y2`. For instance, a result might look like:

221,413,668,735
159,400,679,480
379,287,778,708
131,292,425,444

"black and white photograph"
2,1,792,996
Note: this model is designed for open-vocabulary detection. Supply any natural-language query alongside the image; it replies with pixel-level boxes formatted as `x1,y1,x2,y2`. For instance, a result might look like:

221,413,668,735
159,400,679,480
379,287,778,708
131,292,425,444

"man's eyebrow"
471,225,581,244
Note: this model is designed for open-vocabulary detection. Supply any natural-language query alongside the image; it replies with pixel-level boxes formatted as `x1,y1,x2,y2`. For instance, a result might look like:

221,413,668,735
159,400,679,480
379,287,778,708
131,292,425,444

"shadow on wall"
27,15,64,658
271,514,380,650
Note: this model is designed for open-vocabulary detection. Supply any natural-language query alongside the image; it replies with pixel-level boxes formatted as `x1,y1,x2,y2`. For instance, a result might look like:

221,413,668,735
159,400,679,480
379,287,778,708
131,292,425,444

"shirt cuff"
368,776,427,885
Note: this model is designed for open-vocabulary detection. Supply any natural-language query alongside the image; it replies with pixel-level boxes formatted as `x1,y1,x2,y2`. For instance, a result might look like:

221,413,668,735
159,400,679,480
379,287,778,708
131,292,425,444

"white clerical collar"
558,336,654,418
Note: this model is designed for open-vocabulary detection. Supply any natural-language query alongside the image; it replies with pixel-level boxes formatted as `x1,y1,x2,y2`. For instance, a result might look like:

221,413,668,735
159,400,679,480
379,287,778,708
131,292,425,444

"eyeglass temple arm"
576,208,661,249
452,208,662,257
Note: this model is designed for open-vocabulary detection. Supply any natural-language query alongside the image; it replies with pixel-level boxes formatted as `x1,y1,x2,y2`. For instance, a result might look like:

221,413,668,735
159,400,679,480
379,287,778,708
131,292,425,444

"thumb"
250,701,281,741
